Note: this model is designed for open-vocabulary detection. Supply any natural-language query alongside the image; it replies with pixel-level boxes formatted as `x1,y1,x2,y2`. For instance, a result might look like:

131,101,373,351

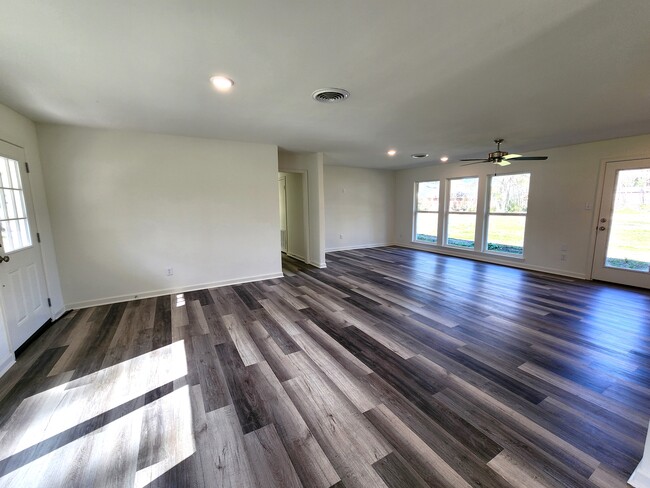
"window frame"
412,180,441,245
483,171,531,258
444,176,480,250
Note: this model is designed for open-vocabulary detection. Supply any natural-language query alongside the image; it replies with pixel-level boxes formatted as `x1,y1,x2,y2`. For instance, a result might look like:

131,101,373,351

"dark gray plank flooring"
0,246,648,487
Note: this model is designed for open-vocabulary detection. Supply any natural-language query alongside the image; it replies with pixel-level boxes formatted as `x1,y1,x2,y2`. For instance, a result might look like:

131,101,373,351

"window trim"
412,180,441,245
483,171,531,258
444,176,480,250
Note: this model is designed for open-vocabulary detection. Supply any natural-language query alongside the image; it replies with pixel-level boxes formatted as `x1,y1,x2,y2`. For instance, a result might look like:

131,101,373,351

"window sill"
411,240,525,261
412,239,438,246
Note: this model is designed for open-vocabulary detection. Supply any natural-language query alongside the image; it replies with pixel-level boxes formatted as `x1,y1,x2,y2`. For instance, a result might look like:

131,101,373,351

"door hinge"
25,162,30,173
36,232,41,243
47,298,51,307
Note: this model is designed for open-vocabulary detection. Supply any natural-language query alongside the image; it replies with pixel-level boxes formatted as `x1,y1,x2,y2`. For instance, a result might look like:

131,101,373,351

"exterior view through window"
605,168,650,271
447,177,479,248
0,156,32,253
414,181,440,243
487,173,531,255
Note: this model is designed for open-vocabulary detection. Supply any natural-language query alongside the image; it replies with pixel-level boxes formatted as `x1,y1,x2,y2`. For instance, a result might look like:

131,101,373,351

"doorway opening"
278,171,309,264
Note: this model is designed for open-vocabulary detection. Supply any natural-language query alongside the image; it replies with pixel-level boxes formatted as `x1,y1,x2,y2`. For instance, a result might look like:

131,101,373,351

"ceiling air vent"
411,153,429,159
312,88,350,103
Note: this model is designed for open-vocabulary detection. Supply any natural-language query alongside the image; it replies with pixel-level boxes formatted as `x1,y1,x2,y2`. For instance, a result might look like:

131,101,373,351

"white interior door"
0,140,50,351
592,158,650,289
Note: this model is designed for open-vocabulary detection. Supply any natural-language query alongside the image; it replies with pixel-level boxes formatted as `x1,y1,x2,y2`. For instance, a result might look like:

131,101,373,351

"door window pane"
605,168,650,271
0,157,32,253
487,173,530,255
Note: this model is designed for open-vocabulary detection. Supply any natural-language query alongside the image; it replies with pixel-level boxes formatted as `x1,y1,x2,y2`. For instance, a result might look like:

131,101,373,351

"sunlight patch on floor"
0,341,192,487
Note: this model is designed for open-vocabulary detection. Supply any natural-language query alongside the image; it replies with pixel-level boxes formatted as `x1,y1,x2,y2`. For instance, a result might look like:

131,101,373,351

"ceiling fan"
461,139,548,166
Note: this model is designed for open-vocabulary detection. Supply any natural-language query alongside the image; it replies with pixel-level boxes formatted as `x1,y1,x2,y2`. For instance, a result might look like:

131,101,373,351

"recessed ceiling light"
210,76,235,91
440,156,449,162
387,149,397,156
411,153,429,159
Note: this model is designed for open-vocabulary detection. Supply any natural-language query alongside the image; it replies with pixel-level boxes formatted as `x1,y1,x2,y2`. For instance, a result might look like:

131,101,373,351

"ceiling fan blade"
495,160,511,167
504,153,522,160
508,156,548,161
461,160,490,166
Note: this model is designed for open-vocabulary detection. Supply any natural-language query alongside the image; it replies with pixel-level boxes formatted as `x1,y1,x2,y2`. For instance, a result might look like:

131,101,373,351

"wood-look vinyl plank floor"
0,246,648,487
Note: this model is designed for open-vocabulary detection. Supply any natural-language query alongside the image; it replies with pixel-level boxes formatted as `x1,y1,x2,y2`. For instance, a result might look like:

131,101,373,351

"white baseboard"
287,252,308,263
629,421,650,488
309,260,327,269
51,307,66,321
0,354,15,378
396,242,588,280
66,272,284,310
326,242,394,253
629,470,650,488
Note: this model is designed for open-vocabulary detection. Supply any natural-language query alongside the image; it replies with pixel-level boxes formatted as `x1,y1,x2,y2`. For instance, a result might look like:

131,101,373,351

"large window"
414,181,440,243
446,177,479,248
486,173,530,255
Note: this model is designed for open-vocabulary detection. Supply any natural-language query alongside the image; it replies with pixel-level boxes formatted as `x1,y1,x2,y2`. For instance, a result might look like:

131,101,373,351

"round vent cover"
312,88,350,103
411,153,429,159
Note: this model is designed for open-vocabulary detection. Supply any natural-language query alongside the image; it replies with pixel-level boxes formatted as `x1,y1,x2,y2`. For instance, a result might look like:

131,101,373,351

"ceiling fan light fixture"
461,139,549,166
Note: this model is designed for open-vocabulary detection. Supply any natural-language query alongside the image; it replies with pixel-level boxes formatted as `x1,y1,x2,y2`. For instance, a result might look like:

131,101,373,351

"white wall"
324,166,395,251
279,172,307,261
37,124,282,308
278,150,326,267
395,133,650,278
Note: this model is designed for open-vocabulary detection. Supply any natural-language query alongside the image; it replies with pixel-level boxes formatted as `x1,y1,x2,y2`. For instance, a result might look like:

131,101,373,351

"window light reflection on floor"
0,341,192,486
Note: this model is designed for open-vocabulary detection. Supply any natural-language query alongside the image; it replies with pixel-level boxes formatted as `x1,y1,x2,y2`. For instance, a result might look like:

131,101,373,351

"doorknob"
0,256,9,262
599,226,606,231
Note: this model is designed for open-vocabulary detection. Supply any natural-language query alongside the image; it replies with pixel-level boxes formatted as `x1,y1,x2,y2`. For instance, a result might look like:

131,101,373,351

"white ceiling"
2,0,650,169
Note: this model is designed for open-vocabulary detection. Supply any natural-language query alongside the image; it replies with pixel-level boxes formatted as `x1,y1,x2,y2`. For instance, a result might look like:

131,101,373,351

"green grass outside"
607,207,649,263
415,208,649,262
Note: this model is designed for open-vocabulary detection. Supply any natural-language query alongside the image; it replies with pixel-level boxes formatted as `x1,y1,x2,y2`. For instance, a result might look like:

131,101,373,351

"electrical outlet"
166,268,174,276
560,254,567,261
560,244,568,251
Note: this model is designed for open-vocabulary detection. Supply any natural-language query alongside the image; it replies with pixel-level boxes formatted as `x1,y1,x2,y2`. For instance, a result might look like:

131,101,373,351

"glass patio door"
592,158,650,289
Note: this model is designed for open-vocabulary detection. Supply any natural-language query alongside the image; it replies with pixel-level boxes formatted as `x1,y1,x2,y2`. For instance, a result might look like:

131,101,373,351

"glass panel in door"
604,168,650,272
